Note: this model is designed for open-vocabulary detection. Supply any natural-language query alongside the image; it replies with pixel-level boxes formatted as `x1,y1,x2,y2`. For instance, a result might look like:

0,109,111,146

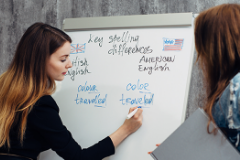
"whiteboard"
40,13,195,160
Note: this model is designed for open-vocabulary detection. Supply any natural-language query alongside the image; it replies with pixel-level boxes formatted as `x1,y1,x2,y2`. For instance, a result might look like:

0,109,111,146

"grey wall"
1,0,239,119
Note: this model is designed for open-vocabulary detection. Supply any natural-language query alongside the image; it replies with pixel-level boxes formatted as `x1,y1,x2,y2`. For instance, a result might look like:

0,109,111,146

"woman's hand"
122,106,143,134
109,106,143,148
148,144,161,154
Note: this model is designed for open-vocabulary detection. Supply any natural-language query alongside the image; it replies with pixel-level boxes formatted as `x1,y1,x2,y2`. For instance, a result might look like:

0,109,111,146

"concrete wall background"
1,0,239,119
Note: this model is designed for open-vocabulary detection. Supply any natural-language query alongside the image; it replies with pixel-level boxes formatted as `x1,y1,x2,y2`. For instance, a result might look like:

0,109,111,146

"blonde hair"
0,22,72,148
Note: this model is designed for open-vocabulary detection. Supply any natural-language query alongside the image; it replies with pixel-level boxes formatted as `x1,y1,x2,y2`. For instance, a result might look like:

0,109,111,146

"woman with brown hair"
195,3,240,152
0,23,143,160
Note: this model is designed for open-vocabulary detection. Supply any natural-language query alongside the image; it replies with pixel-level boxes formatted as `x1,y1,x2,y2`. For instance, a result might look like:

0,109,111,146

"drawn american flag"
163,38,184,51
70,43,86,54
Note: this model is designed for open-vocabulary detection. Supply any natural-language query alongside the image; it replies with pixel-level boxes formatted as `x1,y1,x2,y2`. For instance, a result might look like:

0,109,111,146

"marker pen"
126,106,142,119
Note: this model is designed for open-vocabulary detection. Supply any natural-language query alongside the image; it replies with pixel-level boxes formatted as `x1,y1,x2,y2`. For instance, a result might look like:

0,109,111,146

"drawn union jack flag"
70,43,86,54
163,38,184,51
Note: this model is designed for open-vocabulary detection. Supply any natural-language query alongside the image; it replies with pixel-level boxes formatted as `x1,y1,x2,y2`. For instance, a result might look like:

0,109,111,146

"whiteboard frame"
63,13,193,31
181,20,195,122
62,12,195,124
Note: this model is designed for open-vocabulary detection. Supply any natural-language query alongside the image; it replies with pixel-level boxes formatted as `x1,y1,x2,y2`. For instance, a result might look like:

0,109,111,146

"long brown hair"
195,4,240,132
0,22,72,148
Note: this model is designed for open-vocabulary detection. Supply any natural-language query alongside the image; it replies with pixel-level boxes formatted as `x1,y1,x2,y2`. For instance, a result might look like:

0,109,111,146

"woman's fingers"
128,106,138,113
123,106,143,134
133,108,143,119
148,144,161,154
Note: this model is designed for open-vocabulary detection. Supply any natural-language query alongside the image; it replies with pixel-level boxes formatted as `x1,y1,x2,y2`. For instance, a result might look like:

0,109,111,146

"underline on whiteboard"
88,92,100,94
94,105,105,108
139,91,152,94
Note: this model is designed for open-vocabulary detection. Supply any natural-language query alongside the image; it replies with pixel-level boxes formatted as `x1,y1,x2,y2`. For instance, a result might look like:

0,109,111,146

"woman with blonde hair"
195,3,240,151
0,23,143,160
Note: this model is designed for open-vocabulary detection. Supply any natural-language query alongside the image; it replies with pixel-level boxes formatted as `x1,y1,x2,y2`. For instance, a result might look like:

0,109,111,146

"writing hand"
123,106,143,134
109,106,143,148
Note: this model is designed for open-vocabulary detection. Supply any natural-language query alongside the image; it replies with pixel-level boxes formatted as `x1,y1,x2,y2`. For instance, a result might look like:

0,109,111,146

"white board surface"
39,15,194,160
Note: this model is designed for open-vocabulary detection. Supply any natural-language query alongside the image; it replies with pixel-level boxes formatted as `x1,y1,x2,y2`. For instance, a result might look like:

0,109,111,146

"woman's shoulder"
218,72,240,102
28,95,60,125
33,95,59,112
213,72,240,128
37,95,56,103
232,72,240,85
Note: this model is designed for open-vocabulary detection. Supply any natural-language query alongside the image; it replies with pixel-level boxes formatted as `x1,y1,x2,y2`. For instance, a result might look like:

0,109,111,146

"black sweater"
0,95,115,160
